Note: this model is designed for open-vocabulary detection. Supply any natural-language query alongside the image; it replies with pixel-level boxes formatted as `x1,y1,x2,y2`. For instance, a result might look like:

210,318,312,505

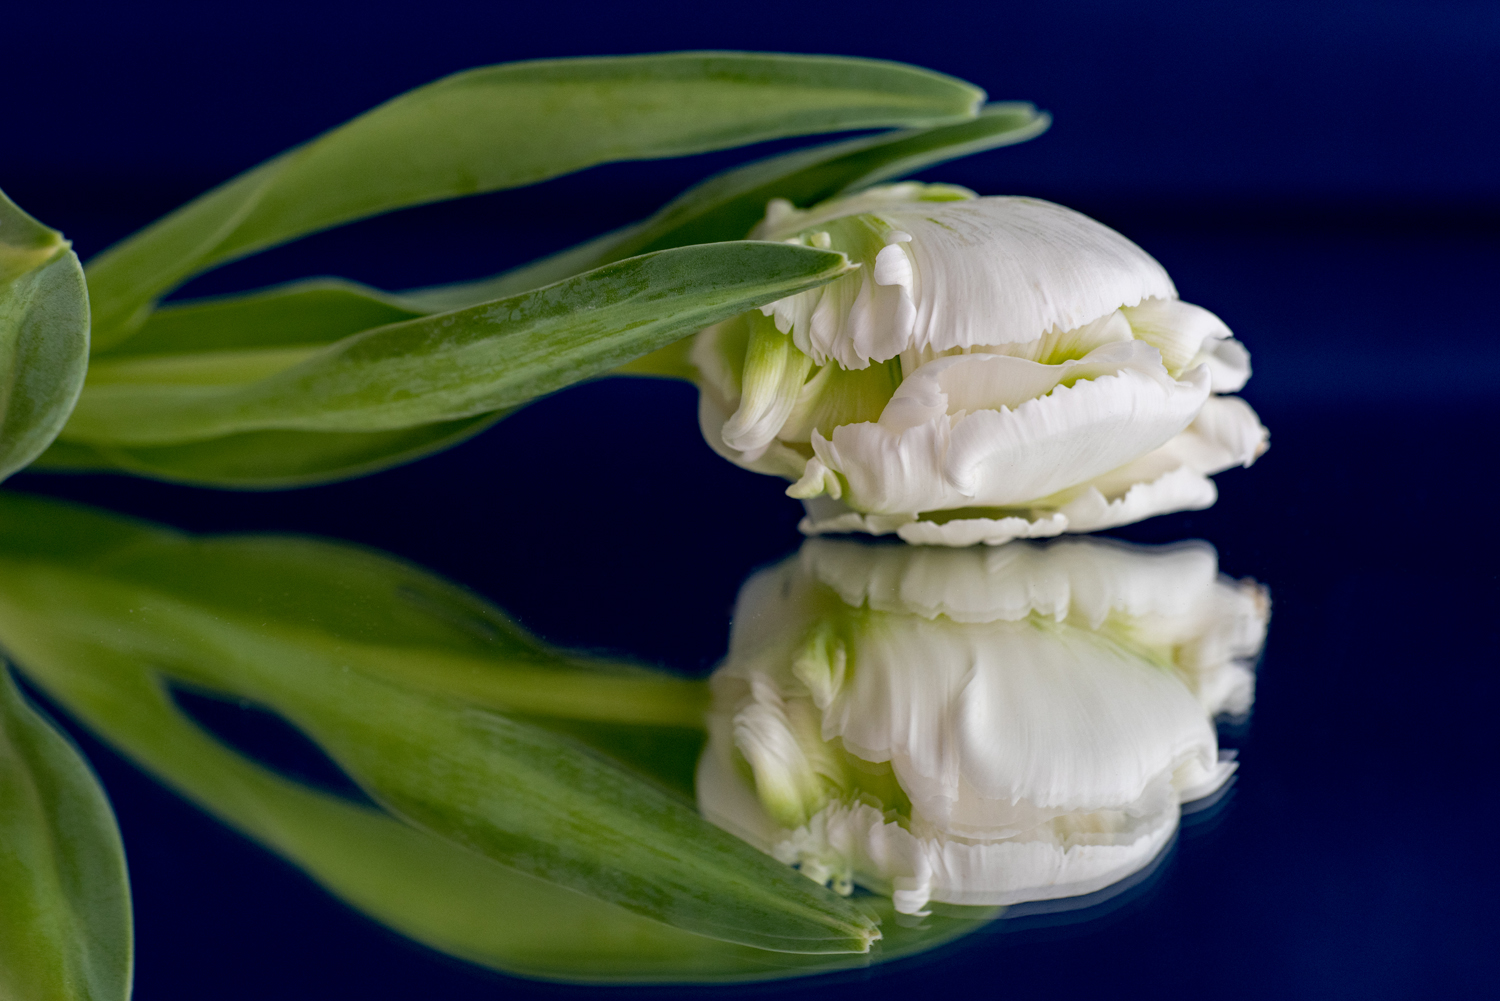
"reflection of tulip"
697,537,1269,914
691,184,1267,545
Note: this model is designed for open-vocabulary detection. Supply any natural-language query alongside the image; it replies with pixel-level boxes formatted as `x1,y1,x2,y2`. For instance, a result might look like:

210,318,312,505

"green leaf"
411,101,1051,308
61,241,851,447
31,414,506,490
88,103,1048,362
0,191,90,483
0,494,880,955
108,278,426,355
85,52,983,348
0,665,132,1001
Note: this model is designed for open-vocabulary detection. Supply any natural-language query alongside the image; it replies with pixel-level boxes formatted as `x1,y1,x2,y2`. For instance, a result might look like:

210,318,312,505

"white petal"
1121,298,1252,393
895,513,1068,547
944,359,1210,505
876,197,1176,358
812,418,956,515
796,495,904,538
817,346,1209,516
1052,394,1270,533
1183,394,1269,471
1058,465,1220,534
1122,298,1231,374
1197,336,1251,393
695,377,810,480
757,192,1176,367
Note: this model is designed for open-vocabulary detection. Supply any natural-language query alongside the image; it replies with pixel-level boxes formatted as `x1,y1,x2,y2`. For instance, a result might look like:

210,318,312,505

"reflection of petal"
704,779,1184,917
800,536,1225,627
700,537,1269,915
822,617,1217,828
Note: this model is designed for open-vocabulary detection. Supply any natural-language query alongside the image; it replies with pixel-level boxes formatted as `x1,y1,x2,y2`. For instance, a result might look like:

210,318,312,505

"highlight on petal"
756,186,1176,367
699,537,1269,914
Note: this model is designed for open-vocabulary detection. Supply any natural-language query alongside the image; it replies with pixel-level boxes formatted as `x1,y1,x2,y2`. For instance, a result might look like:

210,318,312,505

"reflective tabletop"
8,209,1498,997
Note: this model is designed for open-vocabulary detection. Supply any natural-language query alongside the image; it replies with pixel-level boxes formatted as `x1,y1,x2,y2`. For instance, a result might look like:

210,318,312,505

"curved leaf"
61,241,851,446
0,191,90,482
32,413,505,490
411,101,1051,308
0,666,132,1001
91,104,1048,360
107,278,425,355
85,52,983,347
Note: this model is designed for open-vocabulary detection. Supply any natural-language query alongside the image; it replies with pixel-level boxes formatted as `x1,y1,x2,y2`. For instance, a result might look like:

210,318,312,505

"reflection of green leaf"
5,635,982,984
0,666,132,1001
61,241,850,450
0,494,889,956
0,191,90,483
85,53,983,348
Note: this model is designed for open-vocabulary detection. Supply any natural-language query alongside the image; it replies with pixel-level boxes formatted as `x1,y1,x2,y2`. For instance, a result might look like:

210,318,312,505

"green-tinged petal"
0,494,878,955
85,53,983,347
62,242,852,447
0,666,132,1001
0,191,90,482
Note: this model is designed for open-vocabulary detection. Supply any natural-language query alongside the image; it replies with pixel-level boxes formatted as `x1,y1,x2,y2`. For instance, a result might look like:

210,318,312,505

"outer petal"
1058,465,1220,534
817,349,1210,516
887,198,1175,355
696,380,811,480
942,357,1210,506
759,192,1177,367
896,513,1067,547
1056,394,1269,533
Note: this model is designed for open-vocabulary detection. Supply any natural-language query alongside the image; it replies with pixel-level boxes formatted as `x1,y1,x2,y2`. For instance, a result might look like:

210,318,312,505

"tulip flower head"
691,184,1268,545
697,537,1269,914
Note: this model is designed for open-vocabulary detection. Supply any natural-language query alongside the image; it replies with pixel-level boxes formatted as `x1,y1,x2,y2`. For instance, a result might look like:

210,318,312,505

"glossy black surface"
6,2,1499,996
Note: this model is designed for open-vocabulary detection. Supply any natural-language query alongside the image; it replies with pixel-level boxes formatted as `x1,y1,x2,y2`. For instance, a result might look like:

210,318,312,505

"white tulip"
696,536,1269,915
690,184,1268,545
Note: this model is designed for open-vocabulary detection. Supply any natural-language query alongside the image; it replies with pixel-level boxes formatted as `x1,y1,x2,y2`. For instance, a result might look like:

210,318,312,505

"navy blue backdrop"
4,3,1498,999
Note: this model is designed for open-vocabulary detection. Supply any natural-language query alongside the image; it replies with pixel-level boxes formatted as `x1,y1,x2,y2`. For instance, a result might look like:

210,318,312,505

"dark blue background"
5,2,1499,998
